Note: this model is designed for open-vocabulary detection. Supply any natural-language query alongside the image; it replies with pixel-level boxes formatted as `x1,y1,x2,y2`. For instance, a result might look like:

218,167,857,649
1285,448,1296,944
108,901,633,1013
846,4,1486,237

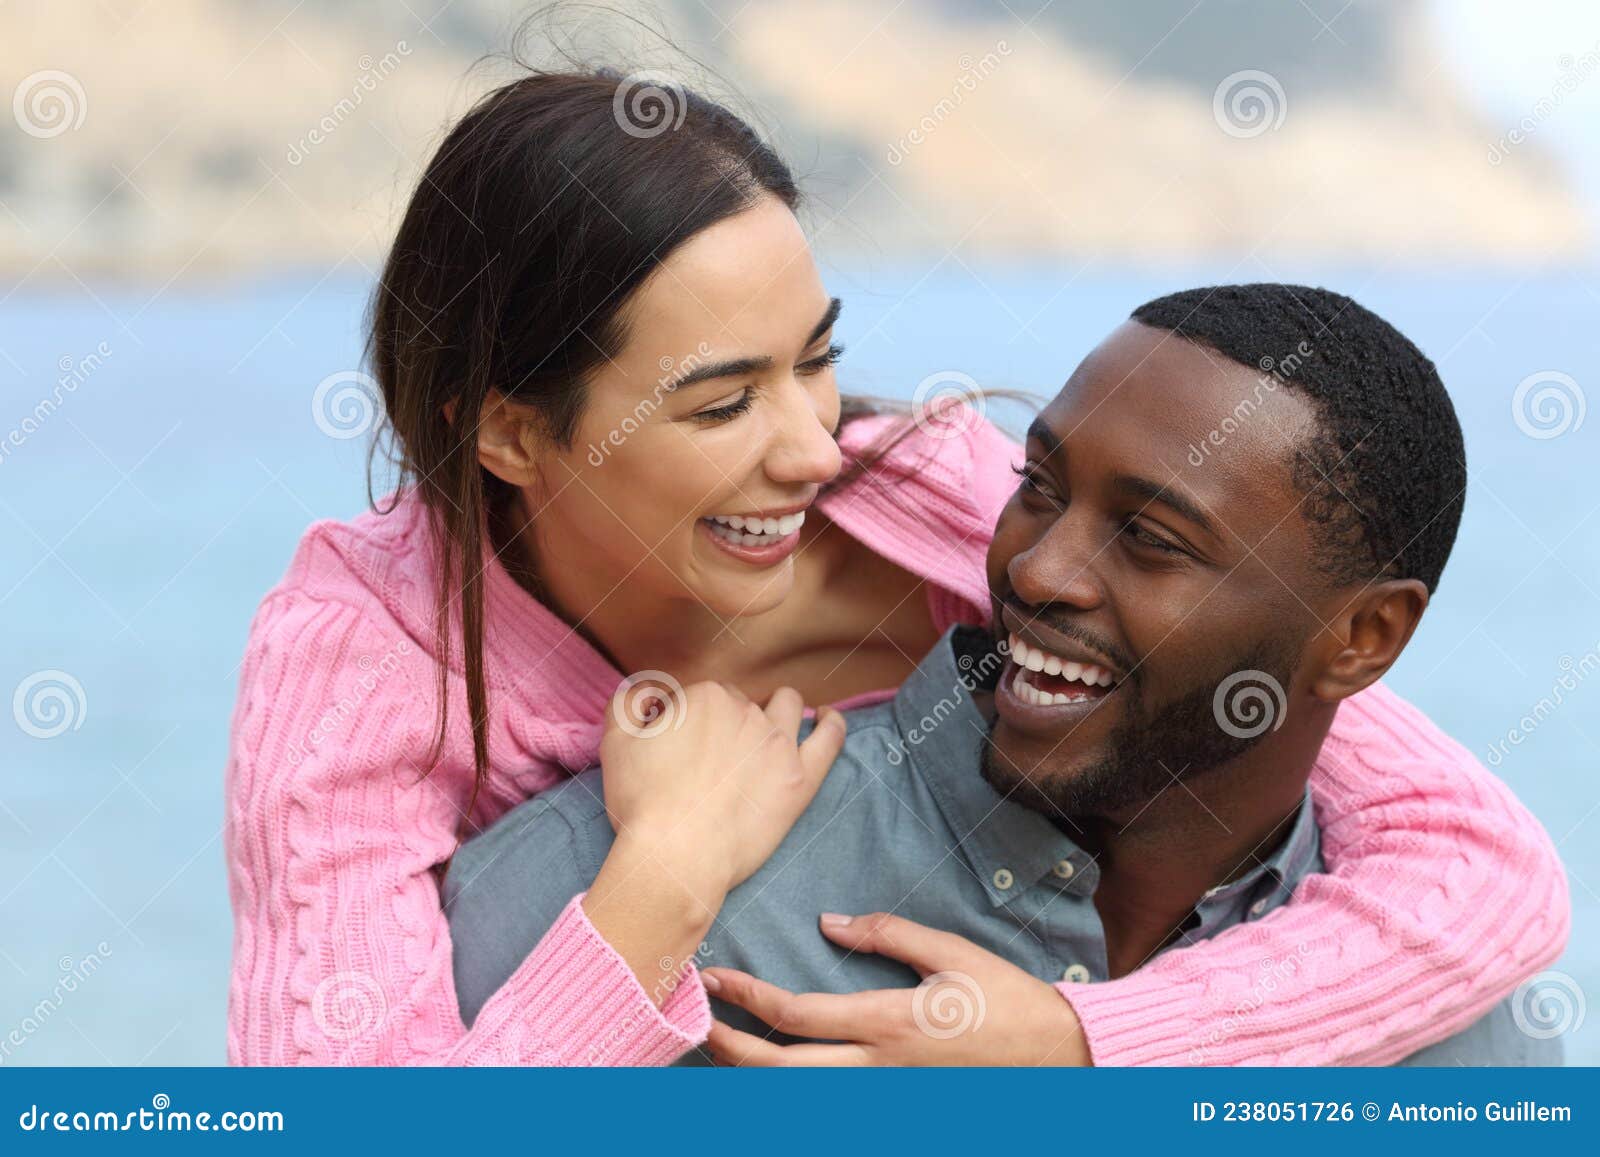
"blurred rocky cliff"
1,0,1589,280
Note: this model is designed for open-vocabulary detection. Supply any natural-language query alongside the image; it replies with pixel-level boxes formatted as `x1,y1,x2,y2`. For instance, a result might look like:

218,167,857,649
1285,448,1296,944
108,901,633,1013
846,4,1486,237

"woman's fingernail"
819,913,852,929
702,972,721,994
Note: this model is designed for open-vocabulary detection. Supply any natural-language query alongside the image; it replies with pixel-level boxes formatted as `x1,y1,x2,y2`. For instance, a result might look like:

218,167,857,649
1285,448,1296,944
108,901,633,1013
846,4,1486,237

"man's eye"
1123,520,1183,554
1011,462,1056,500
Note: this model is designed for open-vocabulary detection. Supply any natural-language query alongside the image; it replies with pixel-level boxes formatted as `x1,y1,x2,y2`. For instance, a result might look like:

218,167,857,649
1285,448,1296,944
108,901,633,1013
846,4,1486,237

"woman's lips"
698,513,804,567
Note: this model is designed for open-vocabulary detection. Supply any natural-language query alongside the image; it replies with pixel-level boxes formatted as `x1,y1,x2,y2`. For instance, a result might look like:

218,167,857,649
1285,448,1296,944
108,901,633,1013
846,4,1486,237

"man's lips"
993,617,1125,738
998,606,1128,685
994,660,1121,736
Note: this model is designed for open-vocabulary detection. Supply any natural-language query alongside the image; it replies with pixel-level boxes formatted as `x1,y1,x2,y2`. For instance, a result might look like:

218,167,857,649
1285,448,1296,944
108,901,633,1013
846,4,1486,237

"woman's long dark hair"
368,68,806,814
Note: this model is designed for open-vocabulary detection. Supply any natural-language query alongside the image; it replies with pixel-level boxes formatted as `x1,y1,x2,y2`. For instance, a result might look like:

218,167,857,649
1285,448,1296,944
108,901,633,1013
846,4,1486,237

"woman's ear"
471,390,543,489
1310,579,1429,701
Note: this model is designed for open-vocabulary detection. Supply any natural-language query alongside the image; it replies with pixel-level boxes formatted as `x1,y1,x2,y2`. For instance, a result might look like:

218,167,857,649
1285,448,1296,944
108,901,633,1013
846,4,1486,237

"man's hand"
702,913,1093,1066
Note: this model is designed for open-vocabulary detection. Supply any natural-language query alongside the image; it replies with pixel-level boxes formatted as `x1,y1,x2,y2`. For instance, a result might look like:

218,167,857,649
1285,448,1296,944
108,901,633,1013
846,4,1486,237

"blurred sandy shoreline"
3,0,1594,286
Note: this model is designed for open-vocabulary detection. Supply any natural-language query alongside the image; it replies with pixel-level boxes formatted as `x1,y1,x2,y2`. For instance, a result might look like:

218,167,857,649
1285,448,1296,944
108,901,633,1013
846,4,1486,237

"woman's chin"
693,565,796,620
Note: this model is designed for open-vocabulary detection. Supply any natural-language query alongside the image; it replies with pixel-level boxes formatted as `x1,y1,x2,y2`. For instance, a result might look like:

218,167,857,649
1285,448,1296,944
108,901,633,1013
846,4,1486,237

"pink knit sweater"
224,415,1569,1066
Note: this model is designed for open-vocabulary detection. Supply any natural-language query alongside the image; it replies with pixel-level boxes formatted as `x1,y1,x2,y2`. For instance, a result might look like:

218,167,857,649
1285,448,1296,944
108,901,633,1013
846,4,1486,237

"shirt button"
1249,898,1269,917
1062,963,1092,984
1052,859,1075,880
992,867,1015,891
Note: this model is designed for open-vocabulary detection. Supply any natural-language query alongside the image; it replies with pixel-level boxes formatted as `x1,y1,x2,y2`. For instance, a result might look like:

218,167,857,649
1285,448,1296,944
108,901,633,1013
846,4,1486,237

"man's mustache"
996,593,1140,684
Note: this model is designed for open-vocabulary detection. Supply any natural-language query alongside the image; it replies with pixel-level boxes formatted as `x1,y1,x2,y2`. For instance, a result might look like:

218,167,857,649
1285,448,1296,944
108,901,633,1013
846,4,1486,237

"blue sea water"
0,262,1595,1065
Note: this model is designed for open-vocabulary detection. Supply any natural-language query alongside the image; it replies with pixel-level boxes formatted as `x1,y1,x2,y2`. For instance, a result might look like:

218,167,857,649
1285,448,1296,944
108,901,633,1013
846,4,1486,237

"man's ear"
1310,579,1429,701
466,390,543,489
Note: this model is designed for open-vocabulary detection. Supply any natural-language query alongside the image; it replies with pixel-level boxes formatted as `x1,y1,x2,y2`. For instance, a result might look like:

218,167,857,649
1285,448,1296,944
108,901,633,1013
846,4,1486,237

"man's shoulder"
447,700,924,903
444,768,609,900
1396,997,1564,1067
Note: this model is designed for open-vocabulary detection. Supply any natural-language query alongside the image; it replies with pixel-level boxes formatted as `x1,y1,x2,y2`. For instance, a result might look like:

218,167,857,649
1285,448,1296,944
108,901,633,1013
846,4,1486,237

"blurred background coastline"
2,0,1597,1065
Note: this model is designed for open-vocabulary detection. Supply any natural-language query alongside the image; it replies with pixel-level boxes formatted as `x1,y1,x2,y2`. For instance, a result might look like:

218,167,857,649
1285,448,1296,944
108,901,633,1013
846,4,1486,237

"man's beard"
981,639,1301,823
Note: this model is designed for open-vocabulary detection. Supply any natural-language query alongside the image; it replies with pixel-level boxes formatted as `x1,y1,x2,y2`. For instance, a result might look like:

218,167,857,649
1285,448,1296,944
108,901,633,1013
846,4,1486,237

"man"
443,284,1558,1066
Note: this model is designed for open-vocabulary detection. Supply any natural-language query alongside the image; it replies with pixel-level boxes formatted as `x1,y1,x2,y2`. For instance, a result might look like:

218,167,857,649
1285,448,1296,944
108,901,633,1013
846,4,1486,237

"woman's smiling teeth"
1006,632,1117,706
706,510,806,545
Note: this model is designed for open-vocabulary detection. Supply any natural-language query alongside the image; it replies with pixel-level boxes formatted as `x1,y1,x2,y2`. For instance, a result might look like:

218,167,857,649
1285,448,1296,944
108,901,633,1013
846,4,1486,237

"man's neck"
1073,710,1335,978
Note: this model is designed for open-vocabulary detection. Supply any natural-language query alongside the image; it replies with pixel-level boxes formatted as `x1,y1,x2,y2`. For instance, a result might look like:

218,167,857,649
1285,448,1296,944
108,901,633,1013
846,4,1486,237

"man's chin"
980,723,1100,822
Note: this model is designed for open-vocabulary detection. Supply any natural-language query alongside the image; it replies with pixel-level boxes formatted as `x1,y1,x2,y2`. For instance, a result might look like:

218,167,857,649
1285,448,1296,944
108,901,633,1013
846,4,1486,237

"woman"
223,69,1567,1065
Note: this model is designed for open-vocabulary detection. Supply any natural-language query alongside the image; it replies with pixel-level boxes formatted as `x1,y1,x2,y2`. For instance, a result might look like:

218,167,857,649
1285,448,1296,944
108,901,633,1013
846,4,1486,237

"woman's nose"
765,384,843,486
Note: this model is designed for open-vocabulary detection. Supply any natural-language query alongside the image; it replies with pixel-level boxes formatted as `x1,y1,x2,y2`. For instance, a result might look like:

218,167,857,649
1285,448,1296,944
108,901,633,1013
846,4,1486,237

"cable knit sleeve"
1063,681,1569,1066
224,593,710,1066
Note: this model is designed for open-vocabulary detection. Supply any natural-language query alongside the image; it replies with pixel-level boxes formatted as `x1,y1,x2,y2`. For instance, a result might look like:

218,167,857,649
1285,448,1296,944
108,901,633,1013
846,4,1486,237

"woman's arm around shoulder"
224,591,710,1065
1061,681,1569,1066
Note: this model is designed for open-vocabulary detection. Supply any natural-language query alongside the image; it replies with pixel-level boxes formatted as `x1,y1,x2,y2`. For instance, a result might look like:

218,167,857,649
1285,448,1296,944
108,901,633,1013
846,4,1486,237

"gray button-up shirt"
444,627,1555,1066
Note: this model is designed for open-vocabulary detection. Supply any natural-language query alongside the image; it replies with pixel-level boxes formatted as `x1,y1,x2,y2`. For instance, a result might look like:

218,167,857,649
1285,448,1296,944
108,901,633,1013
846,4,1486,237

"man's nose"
1007,514,1106,612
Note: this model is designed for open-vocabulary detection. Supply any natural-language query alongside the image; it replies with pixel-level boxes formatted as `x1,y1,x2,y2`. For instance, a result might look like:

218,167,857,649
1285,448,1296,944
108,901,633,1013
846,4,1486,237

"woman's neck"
513,507,852,690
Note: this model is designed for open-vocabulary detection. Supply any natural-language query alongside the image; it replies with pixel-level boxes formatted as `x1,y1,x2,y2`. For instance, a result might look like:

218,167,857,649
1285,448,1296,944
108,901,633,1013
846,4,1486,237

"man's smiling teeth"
1007,632,1116,706
707,510,805,545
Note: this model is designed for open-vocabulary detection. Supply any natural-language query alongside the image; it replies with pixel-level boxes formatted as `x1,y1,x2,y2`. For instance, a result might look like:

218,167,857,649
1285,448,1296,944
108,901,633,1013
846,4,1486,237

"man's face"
983,320,1334,821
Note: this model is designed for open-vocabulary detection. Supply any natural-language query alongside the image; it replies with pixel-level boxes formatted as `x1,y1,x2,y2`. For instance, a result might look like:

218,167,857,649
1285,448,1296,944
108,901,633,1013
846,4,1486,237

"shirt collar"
1191,787,1322,930
891,628,1323,917
892,628,1088,906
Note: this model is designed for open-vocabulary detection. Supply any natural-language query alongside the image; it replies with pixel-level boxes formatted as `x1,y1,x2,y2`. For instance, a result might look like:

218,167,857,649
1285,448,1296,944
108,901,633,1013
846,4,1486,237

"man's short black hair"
1131,284,1466,594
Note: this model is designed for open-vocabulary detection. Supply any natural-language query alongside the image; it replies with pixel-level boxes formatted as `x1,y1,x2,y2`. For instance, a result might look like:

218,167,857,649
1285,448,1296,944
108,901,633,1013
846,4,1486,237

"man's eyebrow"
665,297,842,392
1026,416,1065,458
1111,472,1219,539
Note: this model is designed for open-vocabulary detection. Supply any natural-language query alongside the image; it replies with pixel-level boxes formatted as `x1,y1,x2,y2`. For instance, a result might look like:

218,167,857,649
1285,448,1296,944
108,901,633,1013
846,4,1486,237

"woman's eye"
796,343,844,375
690,388,754,424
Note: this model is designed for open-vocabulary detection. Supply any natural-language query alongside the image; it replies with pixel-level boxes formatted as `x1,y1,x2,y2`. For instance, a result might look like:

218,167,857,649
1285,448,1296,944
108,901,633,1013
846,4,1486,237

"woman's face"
523,196,844,620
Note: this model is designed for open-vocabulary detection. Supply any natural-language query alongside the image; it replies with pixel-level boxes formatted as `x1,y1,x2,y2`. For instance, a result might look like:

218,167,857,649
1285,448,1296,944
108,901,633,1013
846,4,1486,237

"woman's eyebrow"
666,355,771,392
806,297,843,346
665,298,843,392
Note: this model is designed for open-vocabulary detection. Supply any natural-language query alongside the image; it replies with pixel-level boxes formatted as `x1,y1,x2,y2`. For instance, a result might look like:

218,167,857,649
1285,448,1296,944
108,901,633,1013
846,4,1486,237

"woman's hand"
600,681,846,900
583,682,847,1004
702,913,1092,1066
